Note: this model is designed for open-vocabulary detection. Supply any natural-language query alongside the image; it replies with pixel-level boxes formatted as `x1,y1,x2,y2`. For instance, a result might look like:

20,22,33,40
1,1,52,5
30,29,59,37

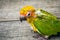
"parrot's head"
20,6,36,22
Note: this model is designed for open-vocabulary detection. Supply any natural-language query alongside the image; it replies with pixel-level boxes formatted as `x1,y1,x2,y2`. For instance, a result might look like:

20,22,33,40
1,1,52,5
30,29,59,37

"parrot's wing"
33,9,60,36
35,9,57,20
33,17,60,36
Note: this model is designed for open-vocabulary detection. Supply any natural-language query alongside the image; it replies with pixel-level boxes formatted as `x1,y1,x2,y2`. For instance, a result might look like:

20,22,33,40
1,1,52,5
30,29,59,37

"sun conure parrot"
20,6,60,39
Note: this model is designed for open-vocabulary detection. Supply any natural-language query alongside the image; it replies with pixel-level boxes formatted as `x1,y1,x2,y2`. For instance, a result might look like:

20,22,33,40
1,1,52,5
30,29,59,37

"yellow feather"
27,17,38,32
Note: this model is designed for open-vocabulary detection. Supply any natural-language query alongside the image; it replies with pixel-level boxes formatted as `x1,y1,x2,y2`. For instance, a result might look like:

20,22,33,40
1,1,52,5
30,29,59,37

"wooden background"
0,0,60,40
0,0,60,21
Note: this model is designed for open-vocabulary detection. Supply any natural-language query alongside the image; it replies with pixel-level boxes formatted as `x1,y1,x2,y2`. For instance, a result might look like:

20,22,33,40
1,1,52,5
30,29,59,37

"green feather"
33,9,60,36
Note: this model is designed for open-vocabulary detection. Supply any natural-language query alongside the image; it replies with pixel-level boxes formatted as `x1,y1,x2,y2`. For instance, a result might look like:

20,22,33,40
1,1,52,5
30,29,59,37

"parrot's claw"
33,35,49,40
32,32,49,40
33,32,42,38
37,37,49,40
33,34,40,38
31,30,37,33
44,35,49,39
42,35,49,40
31,30,34,33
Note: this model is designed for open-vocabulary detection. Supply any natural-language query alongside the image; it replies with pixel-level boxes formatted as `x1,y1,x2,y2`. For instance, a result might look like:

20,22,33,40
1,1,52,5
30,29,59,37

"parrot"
19,6,60,39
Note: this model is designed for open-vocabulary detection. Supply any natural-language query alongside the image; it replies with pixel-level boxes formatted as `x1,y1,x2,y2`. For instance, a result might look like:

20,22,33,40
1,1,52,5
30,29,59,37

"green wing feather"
33,9,60,36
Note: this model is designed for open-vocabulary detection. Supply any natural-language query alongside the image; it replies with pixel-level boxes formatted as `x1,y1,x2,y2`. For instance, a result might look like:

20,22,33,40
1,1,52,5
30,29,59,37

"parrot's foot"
31,30,37,33
33,32,42,38
33,34,40,38
38,37,48,40
33,35,49,40
44,35,49,39
43,35,49,40
32,33,49,40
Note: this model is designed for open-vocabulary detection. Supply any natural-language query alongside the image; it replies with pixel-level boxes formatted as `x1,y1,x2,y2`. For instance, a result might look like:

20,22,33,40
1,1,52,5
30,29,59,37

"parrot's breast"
27,17,38,32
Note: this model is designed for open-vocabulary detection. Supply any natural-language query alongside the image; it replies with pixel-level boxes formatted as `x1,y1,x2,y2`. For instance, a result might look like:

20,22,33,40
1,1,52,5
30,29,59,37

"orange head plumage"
20,6,36,22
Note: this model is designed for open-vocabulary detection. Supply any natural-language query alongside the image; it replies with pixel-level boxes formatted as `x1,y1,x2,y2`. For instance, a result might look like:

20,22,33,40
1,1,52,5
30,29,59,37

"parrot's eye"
26,12,31,16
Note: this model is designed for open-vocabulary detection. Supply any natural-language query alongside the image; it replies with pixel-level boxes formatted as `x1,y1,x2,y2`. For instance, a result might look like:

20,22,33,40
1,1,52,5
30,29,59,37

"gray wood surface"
0,21,60,40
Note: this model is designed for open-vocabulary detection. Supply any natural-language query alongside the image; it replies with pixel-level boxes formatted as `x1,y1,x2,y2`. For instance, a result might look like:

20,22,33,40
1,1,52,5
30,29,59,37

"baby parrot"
20,6,60,39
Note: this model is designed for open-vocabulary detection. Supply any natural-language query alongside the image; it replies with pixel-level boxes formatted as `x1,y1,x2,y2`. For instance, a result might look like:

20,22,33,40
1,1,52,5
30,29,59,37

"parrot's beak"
20,16,27,22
